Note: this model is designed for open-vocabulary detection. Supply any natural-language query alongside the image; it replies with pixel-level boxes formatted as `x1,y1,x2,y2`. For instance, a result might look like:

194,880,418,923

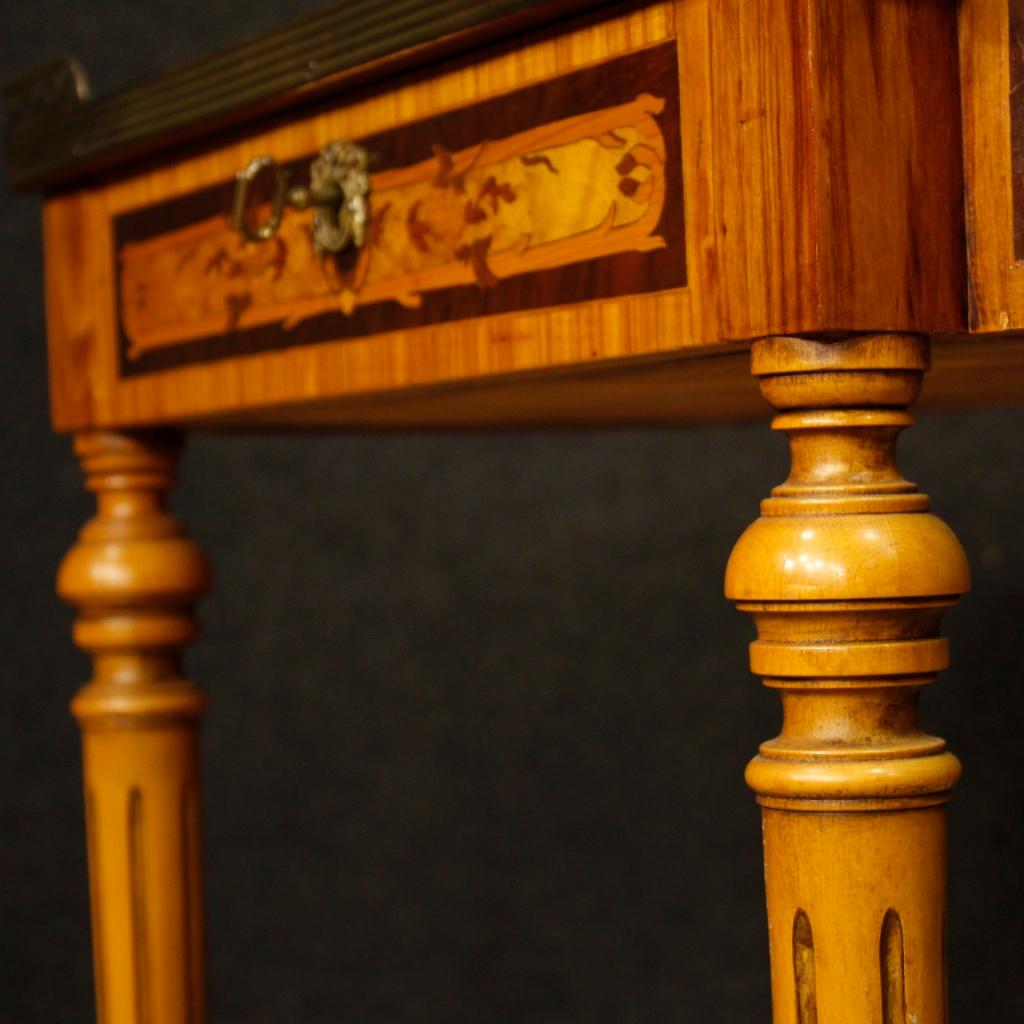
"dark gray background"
2,2,1022,1021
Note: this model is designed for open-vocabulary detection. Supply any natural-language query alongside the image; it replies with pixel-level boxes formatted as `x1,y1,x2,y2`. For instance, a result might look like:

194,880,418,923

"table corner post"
57,429,210,1024
725,333,969,1023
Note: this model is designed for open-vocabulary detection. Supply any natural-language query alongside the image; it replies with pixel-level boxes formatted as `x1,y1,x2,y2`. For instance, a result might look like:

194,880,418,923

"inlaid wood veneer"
40,0,967,432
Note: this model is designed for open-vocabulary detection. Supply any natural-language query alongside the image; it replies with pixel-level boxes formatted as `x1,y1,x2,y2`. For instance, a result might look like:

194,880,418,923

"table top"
7,0,1024,433
5,0,610,192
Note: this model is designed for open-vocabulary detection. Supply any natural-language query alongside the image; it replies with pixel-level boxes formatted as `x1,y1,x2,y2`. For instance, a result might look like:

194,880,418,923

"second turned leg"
726,334,969,1024
58,431,210,1024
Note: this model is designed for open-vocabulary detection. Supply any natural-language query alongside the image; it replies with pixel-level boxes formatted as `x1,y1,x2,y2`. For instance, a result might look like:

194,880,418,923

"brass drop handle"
231,141,370,254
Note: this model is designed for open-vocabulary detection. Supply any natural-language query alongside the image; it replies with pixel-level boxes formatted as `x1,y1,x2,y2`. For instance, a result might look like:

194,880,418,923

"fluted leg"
58,431,210,1024
726,335,969,1024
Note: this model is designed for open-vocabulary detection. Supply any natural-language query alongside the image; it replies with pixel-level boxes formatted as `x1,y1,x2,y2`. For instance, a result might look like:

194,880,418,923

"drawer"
113,38,687,379
40,0,966,431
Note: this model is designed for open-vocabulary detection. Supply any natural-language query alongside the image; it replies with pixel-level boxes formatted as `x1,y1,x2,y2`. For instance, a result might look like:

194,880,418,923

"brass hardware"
231,141,370,254
231,156,290,243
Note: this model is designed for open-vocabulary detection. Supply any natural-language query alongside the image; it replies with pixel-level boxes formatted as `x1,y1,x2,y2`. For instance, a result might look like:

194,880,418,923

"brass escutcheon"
231,141,370,254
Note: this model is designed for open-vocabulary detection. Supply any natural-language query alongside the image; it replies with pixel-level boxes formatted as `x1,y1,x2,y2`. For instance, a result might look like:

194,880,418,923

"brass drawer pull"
231,141,370,254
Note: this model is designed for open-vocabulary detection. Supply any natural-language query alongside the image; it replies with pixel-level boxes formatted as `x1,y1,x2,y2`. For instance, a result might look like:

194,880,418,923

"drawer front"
115,44,685,378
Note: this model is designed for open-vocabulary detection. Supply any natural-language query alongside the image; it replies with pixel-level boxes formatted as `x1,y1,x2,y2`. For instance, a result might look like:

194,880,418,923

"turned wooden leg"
726,335,969,1024
58,431,210,1024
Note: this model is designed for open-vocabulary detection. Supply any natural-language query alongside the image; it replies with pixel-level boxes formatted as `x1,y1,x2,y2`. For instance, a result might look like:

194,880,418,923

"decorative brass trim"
4,0,606,192
4,56,90,129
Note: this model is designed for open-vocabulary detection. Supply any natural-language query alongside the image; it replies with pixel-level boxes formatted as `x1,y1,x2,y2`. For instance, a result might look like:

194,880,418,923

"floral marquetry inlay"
118,94,668,360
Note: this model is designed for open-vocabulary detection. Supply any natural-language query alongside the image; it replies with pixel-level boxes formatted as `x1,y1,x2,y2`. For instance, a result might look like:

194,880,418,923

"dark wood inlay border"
114,42,686,378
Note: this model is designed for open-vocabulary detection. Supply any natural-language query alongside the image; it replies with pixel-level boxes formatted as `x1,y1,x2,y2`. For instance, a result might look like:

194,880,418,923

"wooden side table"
6,1,1023,1021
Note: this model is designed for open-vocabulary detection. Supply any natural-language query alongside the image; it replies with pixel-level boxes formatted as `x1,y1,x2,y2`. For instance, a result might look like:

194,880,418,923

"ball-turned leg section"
726,335,969,1024
58,431,210,1024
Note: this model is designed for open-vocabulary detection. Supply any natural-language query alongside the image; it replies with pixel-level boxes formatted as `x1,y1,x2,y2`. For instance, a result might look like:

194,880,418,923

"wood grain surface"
709,0,964,339
113,45,685,376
